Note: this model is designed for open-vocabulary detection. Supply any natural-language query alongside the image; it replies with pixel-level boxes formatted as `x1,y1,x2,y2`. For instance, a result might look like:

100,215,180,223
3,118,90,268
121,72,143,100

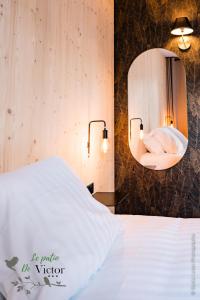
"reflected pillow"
150,127,187,155
168,127,188,150
143,134,165,154
0,157,120,300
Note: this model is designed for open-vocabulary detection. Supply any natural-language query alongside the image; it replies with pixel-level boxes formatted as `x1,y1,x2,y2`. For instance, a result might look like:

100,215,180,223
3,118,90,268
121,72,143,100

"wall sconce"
130,118,144,140
87,120,109,157
171,17,193,50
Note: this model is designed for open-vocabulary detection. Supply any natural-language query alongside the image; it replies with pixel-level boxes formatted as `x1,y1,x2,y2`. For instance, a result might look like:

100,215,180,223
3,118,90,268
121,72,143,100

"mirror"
128,48,188,170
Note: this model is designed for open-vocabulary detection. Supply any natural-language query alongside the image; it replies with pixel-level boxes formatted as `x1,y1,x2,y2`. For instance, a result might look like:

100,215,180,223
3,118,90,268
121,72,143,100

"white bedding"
0,158,120,300
74,215,200,300
1,158,199,300
140,153,182,170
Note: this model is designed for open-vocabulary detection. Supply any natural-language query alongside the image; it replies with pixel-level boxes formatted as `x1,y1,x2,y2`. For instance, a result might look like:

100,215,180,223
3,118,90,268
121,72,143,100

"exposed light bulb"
178,35,190,50
139,123,144,140
140,129,144,140
102,138,109,153
102,127,109,153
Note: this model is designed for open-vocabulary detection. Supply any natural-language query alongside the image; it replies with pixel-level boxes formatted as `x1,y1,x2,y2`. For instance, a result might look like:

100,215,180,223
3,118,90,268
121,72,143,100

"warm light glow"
82,136,88,160
178,35,191,50
171,27,193,36
165,116,175,127
102,138,109,153
170,120,174,128
139,129,144,140
170,17,193,51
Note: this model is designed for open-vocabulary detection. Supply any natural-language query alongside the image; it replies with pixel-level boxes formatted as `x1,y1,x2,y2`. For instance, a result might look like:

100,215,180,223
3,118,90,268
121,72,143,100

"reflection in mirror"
128,48,188,170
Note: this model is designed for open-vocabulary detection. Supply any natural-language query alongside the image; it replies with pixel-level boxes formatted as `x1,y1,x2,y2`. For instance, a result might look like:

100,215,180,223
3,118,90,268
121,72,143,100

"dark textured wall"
115,0,200,217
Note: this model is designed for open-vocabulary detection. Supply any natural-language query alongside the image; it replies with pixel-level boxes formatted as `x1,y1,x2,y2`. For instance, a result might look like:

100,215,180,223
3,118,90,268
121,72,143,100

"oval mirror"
128,48,188,170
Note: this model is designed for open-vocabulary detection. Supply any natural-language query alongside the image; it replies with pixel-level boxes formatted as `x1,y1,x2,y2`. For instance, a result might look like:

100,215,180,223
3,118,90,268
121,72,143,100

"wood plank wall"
0,0,114,192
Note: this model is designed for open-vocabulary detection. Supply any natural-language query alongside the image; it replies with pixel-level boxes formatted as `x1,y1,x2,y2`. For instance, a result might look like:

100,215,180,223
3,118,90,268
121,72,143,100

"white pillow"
143,134,164,154
168,127,188,150
151,127,187,155
0,157,120,300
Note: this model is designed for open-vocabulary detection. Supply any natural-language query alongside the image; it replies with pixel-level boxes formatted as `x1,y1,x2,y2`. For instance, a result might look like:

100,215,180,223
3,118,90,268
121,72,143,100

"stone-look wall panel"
115,0,200,217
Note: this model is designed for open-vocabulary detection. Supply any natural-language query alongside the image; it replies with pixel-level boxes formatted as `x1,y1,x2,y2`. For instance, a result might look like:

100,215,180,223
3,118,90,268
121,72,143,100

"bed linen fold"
74,215,200,300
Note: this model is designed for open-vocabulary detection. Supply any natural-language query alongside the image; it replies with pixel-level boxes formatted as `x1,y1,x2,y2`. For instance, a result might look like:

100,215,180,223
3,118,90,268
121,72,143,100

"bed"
74,215,200,300
0,158,199,300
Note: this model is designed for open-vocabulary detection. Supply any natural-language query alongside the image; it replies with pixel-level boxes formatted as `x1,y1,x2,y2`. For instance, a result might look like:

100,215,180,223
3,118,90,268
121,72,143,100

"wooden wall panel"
0,0,114,192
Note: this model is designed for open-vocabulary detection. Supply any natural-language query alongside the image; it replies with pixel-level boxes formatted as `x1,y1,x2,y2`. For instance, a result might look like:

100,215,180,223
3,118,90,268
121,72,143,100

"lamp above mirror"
171,17,193,35
171,17,193,50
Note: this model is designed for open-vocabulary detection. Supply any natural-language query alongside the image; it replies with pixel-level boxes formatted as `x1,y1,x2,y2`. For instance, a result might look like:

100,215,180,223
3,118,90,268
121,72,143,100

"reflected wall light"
171,17,193,50
130,118,144,140
165,115,174,127
87,120,109,157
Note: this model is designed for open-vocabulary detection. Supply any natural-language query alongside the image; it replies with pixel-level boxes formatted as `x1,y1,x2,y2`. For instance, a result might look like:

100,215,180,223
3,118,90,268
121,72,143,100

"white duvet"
74,215,200,300
1,158,200,300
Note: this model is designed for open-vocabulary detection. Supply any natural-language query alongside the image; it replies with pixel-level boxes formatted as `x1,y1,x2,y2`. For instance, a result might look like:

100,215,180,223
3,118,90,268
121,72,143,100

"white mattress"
73,215,200,300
